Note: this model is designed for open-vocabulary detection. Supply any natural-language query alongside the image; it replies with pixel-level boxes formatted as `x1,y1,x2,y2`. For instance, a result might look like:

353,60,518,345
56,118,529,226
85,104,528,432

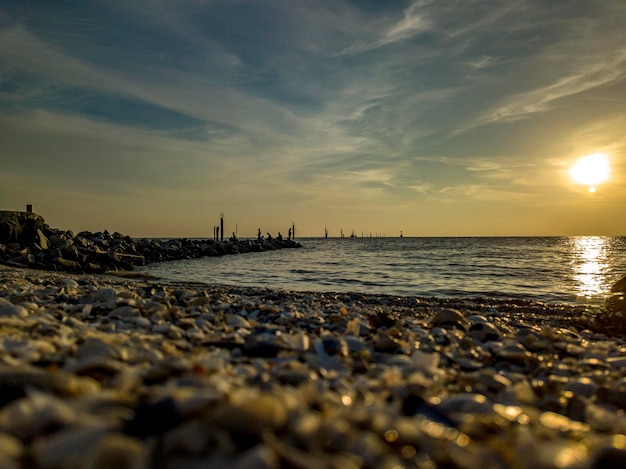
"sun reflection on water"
571,236,610,299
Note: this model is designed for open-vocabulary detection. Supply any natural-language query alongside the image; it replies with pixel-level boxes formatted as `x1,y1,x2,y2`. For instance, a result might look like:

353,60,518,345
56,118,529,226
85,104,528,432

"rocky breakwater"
0,211,301,274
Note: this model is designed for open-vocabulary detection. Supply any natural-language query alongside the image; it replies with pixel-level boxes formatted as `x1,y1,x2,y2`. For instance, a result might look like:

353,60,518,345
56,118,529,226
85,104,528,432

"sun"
569,153,610,192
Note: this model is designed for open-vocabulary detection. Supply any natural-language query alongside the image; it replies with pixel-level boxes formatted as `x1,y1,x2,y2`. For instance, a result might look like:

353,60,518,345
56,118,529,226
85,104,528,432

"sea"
136,237,626,306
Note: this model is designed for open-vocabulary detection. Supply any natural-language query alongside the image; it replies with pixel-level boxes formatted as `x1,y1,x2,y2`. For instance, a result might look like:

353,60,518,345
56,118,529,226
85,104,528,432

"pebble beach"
1,264,625,469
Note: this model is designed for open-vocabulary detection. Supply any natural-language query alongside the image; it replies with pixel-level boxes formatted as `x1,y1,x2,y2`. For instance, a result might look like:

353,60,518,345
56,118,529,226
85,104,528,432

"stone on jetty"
0,210,301,274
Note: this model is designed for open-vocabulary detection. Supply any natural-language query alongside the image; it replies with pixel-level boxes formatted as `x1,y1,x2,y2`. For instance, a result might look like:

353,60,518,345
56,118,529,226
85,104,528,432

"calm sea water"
137,237,626,305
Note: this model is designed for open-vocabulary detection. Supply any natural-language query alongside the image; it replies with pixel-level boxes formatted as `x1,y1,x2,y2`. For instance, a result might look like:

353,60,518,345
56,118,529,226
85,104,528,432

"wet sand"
0,265,625,468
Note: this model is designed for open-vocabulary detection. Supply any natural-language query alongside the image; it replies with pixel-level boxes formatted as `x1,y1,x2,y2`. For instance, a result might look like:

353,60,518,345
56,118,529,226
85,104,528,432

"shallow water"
137,236,626,305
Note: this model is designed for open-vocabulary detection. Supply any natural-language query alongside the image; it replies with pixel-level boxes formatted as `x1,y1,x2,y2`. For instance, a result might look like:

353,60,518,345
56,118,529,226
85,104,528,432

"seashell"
468,322,501,342
598,377,626,410
491,342,532,361
84,433,147,469
0,392,79,440
0,433,22,469
592,447,626,469
451,356,485,372
345,317,369,336
459,370,512,395
539,411,590,433
275,368,317,386
108,306,139,319
562,377,598,398
142,300,169,316
0,366,100,396
431,327,451,346
606,356,626,368
128,316,151,328
210,391,288,438
17,301,40,313
343,336,370,354
373,330,403,353
226,314,251,328
75,338,128,361
242,334,286,358
164,387,225,417
283,332,310,352
431,309,469,330
94,288,117,302
32,426,109,468
585,404,626,433
231,443,280,469
518,332,551,352
0,305,28,318
438,393,494,416
526,440,588,469
62,278,79,288
320,336,349,357
312,339,345,372
66,356,126,379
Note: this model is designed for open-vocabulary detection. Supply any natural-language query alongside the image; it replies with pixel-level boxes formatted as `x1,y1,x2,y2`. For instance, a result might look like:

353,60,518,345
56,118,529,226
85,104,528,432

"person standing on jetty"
257,229,264,242
288,227,292,240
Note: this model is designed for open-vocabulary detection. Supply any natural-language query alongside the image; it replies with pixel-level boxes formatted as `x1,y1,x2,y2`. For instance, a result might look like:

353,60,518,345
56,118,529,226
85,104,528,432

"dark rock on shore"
599,273,626,336
0,211,301,274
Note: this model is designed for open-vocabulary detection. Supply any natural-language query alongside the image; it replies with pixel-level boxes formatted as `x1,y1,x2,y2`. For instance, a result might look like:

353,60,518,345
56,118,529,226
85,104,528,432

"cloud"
477,52,626,126
338,0,432,55
384,1,432,44
464,55,502,69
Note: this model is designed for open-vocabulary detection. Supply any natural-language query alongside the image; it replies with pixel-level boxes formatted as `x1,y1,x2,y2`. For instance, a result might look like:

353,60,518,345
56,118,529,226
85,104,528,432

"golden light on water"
571,236,610,299
569,153,610,192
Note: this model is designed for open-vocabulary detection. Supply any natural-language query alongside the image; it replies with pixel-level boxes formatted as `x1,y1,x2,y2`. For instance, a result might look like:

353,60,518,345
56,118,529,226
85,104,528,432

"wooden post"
220,212,224,243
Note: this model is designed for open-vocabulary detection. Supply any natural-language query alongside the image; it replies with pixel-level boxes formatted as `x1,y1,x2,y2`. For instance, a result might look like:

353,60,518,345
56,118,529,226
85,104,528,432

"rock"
607,275,626,312
0,211,46,244
0,305,28,318
36,229,49,250
612,274,626,295
0,210,301,274
432,308,469,330
597,275,626,336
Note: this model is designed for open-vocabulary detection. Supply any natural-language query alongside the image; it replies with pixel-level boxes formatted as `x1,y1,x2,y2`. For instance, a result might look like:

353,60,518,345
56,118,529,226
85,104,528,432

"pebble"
0,264,624,468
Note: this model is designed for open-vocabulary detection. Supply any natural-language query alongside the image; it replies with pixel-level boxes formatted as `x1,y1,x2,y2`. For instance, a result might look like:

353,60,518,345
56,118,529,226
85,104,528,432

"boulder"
0,211,47,244
607,274,626,313
598,274,626,337
612,274,626,295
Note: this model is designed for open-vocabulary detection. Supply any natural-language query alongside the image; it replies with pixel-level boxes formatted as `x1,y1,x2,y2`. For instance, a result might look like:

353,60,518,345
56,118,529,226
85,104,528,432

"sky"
1,0,625,238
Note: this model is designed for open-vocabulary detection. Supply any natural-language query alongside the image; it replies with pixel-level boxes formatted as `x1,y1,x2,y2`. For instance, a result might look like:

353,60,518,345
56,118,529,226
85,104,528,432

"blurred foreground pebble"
0,265,625,468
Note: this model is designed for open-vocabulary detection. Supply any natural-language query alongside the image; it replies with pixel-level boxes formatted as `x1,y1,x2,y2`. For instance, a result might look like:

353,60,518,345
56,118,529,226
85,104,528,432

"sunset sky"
1,1,625,237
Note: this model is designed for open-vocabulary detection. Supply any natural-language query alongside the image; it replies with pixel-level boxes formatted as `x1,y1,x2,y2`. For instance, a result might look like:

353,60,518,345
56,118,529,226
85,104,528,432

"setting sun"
569,153,610,192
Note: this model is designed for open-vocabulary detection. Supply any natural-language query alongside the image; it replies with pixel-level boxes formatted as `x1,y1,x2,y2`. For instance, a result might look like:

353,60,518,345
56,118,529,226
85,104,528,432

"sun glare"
569,153,610,191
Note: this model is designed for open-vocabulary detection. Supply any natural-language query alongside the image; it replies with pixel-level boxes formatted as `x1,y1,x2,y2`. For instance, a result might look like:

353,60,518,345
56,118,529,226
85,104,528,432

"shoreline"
0,265,625,468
